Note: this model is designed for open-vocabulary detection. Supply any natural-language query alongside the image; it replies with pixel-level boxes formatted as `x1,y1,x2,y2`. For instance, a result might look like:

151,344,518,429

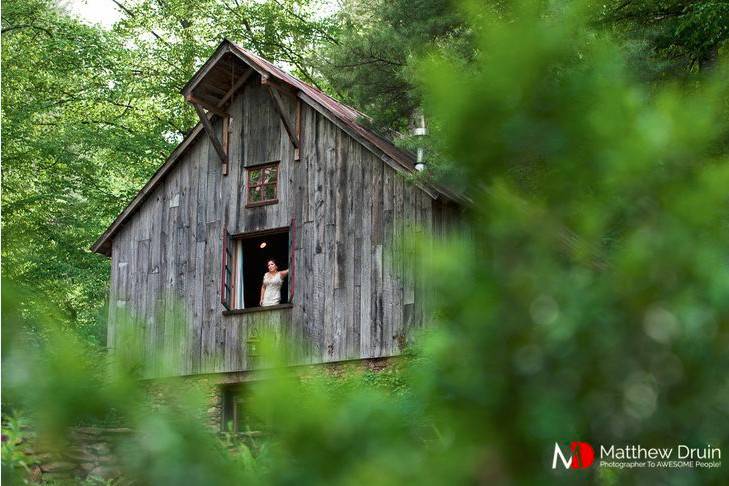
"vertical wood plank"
392,172,404,352
350,136,363,358
323,111,337,360
359,145,373,358
371,161,384,356
381,167,394,356
311,108,325,363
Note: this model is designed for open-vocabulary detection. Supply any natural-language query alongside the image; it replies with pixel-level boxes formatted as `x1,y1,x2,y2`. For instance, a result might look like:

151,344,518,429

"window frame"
245,161,280,208
221,225,294,314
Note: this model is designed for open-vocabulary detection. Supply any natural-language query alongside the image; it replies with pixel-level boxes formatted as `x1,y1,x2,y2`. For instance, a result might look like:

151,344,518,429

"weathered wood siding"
108,79,443,377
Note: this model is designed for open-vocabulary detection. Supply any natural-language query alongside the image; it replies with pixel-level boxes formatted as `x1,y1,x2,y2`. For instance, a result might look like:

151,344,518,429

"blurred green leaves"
412,0,729,482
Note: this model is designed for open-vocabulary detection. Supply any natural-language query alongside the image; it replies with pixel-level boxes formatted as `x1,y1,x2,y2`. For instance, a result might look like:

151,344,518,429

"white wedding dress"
262,271,283,306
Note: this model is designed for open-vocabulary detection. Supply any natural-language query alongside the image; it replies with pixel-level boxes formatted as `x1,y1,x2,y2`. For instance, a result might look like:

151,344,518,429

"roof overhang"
180,42,255,108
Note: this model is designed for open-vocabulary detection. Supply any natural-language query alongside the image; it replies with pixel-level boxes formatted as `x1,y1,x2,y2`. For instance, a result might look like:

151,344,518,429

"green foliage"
1,415,33,484
111,0,337,93
3,283,253,485
2,0,131,343
301,362,410,397
601,0,729,77
413,1,729,482
316,0,474,132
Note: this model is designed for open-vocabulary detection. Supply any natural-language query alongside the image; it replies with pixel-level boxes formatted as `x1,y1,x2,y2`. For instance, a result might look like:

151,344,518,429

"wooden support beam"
222,115,230,176
186,94,229,117
218,69,253,107
295,99,301,161
186,65,251,178
193,102,228,169
265,81,300,151
203,84,228,97
260,74,296,96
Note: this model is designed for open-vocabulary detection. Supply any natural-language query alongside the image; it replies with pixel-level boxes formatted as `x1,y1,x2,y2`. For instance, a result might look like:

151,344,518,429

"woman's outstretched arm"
280,269,289,278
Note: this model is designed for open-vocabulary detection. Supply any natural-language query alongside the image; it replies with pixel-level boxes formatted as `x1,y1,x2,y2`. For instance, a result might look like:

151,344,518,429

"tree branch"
1,23,54,37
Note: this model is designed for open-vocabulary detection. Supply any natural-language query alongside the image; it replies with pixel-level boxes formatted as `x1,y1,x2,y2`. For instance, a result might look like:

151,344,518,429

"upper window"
246,162,279,207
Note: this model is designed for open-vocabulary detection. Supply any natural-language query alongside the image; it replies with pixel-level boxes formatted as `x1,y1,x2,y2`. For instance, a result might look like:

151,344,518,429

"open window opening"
222,226,295,311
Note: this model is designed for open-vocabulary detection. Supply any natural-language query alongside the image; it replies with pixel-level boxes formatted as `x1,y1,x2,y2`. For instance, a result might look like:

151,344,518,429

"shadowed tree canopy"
601,0,729,78
315,0,474,132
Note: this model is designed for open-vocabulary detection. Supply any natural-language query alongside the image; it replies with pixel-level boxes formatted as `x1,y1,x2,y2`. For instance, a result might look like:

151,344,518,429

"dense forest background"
3,1,729,484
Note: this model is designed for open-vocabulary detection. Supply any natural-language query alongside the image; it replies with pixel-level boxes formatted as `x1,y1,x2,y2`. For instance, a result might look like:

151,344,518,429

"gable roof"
92,39,462,256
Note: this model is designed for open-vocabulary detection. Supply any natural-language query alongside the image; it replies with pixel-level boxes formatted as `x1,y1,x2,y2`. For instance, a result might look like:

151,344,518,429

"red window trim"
221,226,233,310
289,217,296,303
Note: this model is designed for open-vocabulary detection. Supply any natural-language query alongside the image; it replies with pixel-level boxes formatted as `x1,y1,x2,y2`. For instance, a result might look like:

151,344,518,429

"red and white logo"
552,442,595,469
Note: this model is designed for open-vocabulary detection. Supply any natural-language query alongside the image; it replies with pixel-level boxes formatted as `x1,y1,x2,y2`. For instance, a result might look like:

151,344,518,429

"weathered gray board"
107,79,448,378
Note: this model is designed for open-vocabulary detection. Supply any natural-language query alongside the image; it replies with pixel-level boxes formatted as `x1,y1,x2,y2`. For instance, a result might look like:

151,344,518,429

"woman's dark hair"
267,259,278,267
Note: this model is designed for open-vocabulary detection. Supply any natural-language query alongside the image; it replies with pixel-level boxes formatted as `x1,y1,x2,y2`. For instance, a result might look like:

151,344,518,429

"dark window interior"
222,385,265,434
238,230,289,309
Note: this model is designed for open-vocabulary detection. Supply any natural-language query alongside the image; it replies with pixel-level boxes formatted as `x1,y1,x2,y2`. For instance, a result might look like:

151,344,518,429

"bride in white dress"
259,259,289,306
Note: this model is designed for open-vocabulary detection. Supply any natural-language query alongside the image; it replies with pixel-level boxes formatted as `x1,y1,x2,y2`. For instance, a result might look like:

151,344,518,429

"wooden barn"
92,40,462,425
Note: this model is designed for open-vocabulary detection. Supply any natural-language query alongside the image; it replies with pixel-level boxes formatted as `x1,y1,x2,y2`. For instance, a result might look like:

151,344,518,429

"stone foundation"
8,425,131,483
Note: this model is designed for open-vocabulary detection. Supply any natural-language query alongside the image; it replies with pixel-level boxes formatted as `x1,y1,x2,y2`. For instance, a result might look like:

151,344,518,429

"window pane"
249,186,262,202
263,167,276,184
264,184,276,200
246,165,279,205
